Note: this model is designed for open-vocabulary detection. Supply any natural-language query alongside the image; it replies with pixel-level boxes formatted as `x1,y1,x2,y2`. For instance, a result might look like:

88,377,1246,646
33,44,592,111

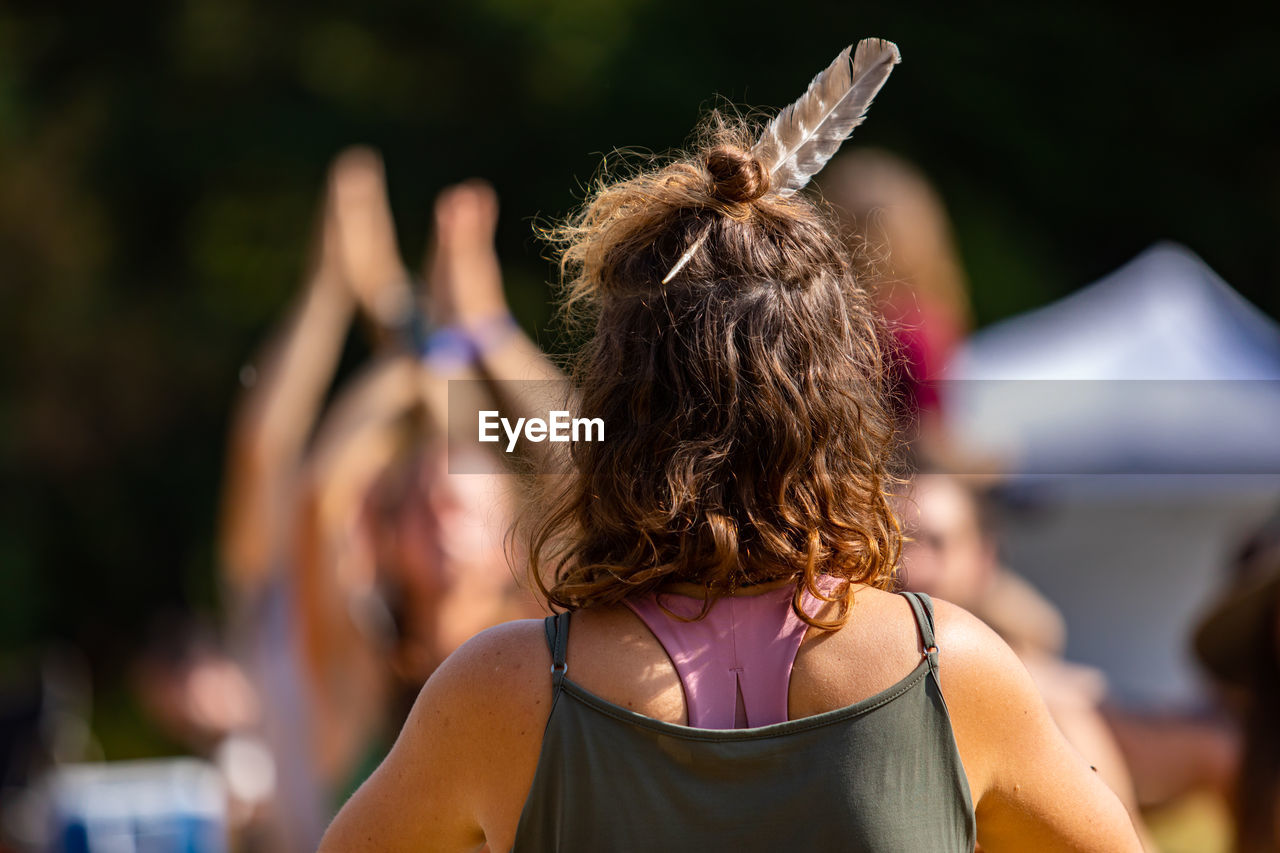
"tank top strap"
542,611,572,692
901,591,941,680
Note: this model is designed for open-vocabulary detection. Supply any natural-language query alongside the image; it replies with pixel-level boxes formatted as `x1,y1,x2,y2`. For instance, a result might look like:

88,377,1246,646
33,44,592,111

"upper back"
319,586,1145,853
565,584,933,727
507,586,975,852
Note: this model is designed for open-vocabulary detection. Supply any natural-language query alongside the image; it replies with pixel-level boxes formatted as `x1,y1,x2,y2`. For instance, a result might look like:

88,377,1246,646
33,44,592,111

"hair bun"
705,146,770,203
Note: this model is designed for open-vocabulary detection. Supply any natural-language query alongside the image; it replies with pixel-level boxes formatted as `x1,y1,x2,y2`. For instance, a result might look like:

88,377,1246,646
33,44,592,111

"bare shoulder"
926,599,1143,851
800,587,1008,682
418,617,553,730
931,597,1024,677
320,618,555,852
929,600,1086,805
929,596,1048,718
918,599,1030,796
388,617,556,781
791,587,929,715
928,597,1031,708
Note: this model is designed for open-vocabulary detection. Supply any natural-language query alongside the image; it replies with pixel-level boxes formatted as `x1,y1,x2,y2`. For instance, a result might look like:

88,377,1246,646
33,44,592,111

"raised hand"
426,180,511,331
327,147,414,330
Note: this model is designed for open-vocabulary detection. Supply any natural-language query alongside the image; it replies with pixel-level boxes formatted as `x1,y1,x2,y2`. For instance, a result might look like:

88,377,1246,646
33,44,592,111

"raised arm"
934,600,1145,852
291,355,429,673
219,157,357,596
219,148,411,598
424,182,569,474
428,181,564,385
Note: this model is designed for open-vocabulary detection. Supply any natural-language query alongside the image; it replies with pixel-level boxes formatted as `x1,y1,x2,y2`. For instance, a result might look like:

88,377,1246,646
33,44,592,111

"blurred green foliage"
0,0,1277,740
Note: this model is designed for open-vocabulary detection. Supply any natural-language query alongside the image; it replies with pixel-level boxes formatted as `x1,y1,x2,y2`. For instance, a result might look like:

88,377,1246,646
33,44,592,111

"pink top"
622,575,842,729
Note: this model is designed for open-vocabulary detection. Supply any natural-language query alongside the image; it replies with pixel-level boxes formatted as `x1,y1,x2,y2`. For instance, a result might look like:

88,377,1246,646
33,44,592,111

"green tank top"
511,591,976,851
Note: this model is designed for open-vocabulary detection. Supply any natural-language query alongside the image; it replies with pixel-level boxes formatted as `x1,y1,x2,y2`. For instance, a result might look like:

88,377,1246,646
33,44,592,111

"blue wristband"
421,314,519,371
422,326,479,370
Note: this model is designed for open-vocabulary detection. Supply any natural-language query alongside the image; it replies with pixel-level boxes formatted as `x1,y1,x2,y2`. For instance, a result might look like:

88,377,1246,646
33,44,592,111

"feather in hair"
752,39,901,196
660,39,900,283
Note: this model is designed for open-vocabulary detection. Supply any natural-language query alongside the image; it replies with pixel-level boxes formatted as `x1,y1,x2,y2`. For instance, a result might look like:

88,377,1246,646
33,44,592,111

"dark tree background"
1,0,1277,752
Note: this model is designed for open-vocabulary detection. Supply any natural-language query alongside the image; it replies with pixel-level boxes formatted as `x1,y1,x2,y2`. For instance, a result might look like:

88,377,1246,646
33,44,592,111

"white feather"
752,39,901,196
660,39,900,284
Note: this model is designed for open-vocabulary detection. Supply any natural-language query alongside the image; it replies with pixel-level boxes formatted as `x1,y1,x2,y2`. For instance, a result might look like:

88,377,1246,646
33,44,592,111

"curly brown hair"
528,119,904,628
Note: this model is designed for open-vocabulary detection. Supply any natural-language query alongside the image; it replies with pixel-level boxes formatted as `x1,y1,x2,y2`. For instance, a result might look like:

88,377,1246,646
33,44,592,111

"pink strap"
623,576,841,729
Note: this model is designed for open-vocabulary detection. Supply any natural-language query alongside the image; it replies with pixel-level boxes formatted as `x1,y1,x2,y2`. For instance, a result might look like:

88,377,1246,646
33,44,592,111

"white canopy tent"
943,243,1280,706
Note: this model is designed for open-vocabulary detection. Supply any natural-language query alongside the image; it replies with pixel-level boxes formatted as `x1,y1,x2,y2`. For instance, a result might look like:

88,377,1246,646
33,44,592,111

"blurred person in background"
899,473,1066,657
131,614,260,756
818,149,973,435
899,471,1154,850
218,150,549,848
1194,514,1280,853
